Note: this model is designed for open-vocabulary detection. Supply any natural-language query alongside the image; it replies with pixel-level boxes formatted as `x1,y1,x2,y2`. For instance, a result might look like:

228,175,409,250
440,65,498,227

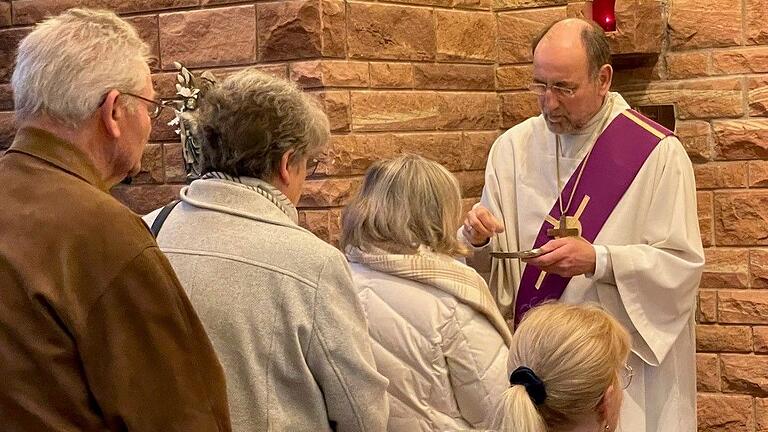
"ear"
99,89,122,139
597,382,618,423
278,149,296,185
597,64,613,95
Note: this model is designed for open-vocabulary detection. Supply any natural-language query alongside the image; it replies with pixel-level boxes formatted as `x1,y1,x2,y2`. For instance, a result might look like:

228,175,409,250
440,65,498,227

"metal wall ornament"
167,62,217,182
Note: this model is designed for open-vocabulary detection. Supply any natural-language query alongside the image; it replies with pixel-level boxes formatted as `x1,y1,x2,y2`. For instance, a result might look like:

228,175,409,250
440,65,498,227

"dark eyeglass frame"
528,82,578,98
120,92,178,119
306,157,323,177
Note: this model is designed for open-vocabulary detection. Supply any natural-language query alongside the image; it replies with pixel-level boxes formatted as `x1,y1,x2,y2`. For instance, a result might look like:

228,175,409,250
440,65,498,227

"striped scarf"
347,245,513,346
201,171,298,224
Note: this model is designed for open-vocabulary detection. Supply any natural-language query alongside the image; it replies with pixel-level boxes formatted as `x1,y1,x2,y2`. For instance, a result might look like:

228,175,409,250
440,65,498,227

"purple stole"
513,109,674,327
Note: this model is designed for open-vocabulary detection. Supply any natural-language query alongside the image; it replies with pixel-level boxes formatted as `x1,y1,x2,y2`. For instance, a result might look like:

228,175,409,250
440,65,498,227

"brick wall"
616,1,768,431
1,0,768,430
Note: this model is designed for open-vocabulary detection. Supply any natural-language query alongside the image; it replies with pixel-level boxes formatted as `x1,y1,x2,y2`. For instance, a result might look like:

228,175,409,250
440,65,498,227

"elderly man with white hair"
0,8,231,431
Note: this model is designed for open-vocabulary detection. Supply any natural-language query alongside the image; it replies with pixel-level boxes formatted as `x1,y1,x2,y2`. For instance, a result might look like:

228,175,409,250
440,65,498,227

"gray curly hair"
193,68,330,180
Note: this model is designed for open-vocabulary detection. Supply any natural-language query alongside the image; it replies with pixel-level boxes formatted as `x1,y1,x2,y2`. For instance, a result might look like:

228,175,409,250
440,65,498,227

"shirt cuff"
587,244,609,281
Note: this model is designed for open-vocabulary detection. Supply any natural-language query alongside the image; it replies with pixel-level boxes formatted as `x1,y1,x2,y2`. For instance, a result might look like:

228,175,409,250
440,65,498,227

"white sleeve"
601,137,704,366
442,303,509,429
587,244,615,283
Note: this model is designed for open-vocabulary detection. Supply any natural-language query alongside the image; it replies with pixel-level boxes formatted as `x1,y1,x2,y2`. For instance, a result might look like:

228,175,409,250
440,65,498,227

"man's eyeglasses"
528,83,577,98
120,92,175,119
620,363,634,390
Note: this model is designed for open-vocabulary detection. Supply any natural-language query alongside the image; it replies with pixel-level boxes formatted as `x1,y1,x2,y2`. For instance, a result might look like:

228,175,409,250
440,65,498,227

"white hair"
11,8,150,126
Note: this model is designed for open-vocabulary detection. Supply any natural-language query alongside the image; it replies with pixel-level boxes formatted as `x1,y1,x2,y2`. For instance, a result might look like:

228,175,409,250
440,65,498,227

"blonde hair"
193,68,330,179
340,154,467,256
12,8,150,126
491,303,631,432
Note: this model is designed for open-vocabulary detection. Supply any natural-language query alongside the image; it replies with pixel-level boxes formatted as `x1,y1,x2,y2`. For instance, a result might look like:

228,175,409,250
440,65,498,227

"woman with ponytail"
491,302,631,432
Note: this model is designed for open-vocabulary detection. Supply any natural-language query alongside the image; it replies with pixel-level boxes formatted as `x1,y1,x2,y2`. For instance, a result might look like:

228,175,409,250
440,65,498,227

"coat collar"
347,245,513,346
179,177,307,233
7,127,110,191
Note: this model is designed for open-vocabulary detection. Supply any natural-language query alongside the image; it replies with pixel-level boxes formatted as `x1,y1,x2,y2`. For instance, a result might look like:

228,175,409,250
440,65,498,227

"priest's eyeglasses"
619,363,634,389
528,83,577,98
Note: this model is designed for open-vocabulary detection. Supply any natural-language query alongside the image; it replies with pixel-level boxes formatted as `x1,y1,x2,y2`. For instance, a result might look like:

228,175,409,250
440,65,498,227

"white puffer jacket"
349,261,509,431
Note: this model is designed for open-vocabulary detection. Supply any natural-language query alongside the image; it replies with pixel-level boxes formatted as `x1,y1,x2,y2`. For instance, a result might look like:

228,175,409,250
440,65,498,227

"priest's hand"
463,205,504,247
524,237,596,277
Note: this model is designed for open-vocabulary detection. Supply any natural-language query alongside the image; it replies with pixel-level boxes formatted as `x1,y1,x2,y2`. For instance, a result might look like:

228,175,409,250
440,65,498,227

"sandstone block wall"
624,1,768,430
2,1,768,429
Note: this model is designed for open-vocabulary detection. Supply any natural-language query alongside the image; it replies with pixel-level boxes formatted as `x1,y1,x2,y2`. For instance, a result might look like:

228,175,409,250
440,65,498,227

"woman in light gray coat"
145,69,388,432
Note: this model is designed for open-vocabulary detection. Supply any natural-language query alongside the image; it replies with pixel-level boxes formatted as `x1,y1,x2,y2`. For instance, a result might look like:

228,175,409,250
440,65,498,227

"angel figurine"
167,62,216,182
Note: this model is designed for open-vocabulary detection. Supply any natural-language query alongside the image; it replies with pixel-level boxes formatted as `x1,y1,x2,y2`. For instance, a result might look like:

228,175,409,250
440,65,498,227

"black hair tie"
509,366,547,405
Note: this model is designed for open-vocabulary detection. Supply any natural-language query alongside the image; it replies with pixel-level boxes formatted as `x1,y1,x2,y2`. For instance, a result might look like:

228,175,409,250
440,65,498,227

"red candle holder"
592,0,617,32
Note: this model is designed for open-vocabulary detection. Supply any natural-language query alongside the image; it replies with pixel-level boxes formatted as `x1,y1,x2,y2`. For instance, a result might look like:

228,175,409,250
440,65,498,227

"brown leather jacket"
0,128,231,431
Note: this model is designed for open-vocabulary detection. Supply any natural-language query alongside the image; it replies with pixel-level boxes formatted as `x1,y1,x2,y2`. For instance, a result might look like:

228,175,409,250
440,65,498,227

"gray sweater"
145,177,389,432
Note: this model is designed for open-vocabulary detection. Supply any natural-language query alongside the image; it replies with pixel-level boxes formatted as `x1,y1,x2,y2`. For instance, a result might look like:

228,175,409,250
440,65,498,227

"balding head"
532,18,611,78
528,18,613,134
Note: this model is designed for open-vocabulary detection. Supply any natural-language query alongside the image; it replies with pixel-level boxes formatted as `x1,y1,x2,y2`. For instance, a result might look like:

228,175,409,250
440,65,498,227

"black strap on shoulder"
150,199,182,238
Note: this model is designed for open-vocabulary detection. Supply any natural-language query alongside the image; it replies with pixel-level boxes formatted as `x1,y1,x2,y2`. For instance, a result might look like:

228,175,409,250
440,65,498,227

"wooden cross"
547,216,580,238
535,195,592,290
545,195,591,239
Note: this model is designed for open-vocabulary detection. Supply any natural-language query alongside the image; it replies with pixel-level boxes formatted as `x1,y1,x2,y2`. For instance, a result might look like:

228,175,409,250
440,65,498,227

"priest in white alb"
463,18,704,432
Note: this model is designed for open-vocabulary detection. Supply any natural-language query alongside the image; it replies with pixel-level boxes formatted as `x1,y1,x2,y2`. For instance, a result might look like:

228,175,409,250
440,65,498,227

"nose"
540,89,560,113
